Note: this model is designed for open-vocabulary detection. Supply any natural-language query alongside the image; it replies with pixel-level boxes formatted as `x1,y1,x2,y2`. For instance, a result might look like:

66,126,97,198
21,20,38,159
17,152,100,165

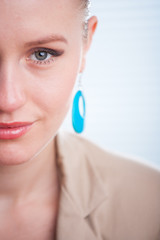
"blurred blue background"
61,0,160,168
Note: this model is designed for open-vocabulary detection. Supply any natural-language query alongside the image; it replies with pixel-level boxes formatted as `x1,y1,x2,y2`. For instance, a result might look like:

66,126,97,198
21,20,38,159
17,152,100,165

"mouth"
0,122,33,140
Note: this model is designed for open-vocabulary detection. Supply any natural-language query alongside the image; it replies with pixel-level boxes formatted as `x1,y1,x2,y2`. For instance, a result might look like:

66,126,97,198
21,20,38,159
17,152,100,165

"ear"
80,16,98,73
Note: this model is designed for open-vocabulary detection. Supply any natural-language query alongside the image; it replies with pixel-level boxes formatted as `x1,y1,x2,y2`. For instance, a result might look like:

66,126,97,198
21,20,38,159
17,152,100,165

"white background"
61,0,160,168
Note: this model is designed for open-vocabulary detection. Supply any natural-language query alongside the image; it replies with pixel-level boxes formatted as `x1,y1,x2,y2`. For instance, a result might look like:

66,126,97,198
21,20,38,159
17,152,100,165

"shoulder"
57,131,160,199
57,131,160,178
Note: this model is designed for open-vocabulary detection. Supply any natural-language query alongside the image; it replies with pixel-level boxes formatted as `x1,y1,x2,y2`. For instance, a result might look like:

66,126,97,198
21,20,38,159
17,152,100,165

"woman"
0,0,159,239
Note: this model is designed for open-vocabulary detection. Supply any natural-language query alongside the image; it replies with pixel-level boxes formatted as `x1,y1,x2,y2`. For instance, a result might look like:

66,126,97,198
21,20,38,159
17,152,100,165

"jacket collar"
55,132,107,239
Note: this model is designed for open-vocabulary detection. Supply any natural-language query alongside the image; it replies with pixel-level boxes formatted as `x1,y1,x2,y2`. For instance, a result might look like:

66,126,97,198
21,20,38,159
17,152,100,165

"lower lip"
0,124,33,140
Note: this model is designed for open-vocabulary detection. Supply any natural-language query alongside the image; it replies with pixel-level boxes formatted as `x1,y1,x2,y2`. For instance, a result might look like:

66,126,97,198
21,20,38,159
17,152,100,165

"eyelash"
26,47,63,66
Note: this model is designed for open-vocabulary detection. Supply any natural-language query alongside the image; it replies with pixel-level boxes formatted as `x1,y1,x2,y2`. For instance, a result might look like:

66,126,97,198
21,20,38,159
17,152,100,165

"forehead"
0,0,79,9
0,0,79,20
0,0,82,44
0,0,81,26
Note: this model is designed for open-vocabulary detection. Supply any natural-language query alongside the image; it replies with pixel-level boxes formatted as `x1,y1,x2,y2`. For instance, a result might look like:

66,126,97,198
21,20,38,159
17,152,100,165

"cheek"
29,61,80,125
41,75,74,118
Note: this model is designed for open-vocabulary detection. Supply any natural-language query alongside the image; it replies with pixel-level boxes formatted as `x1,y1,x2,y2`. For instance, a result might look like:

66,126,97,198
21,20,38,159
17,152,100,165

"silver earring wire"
78,73,83,90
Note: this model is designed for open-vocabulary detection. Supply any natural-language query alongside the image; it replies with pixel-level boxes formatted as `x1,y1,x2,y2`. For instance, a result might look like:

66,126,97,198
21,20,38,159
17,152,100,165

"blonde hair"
82,0,90,17
80,0,91,38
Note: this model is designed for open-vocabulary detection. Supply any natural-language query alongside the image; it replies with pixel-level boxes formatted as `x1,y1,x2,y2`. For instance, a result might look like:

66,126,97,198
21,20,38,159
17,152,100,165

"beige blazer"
55,132,160,240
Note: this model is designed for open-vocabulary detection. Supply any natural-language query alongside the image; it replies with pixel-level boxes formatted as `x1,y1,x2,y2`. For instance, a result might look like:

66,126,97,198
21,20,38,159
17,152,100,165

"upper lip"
0,122,33,128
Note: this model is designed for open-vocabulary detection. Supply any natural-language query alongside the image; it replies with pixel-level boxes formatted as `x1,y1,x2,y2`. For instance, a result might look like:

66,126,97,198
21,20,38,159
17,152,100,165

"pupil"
35,51,47,60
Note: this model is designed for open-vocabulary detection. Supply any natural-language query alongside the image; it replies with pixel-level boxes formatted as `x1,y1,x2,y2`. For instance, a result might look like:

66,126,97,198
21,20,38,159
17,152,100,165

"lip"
0,122,33,140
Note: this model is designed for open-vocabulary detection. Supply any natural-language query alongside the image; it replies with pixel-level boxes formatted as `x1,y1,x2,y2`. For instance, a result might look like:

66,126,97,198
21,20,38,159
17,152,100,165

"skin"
0,0,97,239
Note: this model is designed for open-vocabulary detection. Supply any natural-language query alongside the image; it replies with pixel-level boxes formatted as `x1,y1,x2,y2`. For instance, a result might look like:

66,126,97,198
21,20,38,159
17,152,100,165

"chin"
0,136,54,167
0,144,35,166
0,153,31,166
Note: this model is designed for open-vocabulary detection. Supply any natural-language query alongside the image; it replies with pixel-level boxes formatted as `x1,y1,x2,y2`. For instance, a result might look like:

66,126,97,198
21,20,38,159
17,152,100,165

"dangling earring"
72,73,86,134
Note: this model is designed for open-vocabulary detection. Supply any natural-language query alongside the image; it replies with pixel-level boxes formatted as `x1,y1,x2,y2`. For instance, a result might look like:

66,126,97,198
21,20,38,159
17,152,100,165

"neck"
0,139,59,204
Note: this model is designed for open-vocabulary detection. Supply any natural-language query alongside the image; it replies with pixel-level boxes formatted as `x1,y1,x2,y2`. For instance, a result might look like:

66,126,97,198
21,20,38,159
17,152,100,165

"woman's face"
0,0,97,165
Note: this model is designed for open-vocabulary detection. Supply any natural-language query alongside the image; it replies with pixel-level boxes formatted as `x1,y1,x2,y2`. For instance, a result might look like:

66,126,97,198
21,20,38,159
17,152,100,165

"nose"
0,62,26,113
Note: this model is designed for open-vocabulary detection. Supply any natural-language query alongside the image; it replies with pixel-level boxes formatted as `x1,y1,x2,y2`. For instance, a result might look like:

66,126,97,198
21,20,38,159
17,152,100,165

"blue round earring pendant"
72,90,86,134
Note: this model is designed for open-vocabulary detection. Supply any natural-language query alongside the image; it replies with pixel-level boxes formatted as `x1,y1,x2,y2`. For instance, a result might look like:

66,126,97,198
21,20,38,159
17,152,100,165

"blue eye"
27,48,64,65
34,51,50,61
30,50,53,62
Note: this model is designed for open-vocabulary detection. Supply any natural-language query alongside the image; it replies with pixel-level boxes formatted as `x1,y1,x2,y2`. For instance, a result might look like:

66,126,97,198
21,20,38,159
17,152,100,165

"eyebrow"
24,34,68,47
